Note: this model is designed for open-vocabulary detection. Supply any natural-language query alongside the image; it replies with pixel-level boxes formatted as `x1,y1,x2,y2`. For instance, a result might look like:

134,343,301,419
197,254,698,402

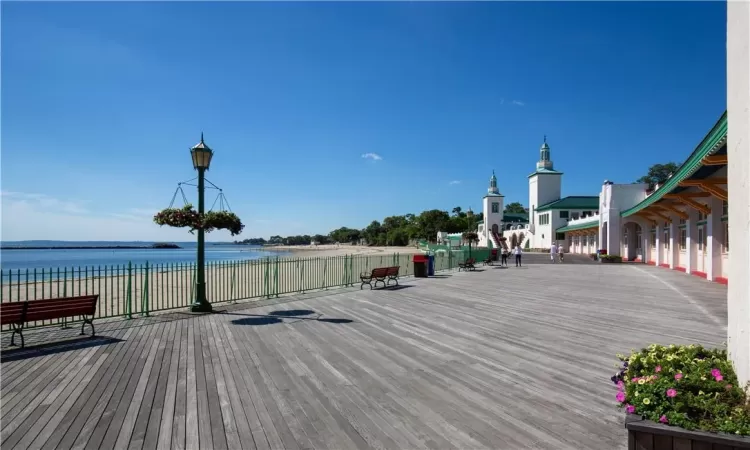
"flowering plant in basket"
612,344,750,435
154,204,244,236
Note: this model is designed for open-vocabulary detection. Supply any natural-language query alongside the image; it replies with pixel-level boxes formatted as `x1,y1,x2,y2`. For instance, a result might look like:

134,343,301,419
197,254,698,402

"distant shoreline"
1,244,182,250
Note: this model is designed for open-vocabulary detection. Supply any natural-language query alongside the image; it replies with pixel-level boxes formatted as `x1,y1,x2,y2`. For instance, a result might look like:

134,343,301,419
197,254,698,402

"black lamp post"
190,133,214,313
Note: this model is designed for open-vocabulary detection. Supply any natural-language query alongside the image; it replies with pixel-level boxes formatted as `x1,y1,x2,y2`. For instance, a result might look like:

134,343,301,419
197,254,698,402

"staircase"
491,231,509,250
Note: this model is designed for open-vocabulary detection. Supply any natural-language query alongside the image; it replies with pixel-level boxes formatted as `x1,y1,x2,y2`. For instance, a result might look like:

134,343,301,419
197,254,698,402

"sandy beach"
263,244,423,259
1,245,449,327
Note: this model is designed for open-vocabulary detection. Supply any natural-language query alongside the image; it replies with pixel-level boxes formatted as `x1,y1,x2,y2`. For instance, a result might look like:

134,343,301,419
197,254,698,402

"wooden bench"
360,266,400,290
458,258,476,272
0,295,98,348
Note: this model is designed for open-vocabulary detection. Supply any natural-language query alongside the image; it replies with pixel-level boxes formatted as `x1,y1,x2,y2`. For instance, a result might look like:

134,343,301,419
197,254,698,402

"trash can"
427,255,435,276
413,254,428,278
491,249,498,261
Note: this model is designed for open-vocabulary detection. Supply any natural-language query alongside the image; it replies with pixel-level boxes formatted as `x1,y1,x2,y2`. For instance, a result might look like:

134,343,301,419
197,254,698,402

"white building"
726,0,748,387
556,112,729,287
476,171,504,248
505,137,599,250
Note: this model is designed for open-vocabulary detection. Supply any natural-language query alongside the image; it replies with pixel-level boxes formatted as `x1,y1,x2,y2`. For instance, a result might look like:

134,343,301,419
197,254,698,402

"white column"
727,0,750,387
654,222,662,266
641,222,651,263
669,217,678,270
706,197,723,281
685,209,697,275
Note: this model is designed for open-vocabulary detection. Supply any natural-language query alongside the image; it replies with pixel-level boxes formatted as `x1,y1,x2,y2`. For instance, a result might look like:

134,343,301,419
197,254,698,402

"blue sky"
1,1,727,241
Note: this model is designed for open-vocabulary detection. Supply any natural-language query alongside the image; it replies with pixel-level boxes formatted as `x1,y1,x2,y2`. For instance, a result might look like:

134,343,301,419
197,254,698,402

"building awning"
621,111,727,218
557,219,599,233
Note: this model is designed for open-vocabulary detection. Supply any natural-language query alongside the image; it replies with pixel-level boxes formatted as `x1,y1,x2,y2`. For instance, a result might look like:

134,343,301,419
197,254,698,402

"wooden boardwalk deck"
1,260,727,450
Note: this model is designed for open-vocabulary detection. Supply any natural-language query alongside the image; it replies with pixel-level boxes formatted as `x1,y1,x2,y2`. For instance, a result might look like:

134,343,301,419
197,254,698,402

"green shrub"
601,255,622,262
612,344,750,435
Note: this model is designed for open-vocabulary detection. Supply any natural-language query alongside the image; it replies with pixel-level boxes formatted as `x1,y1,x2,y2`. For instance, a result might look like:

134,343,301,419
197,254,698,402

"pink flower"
616,391,626,402
655,365,662,373
715,375,724,382
617,381,624,390
659,415,668,424
666,388,677,398
674,373,683,380
626,404,636,414
711,368,721,377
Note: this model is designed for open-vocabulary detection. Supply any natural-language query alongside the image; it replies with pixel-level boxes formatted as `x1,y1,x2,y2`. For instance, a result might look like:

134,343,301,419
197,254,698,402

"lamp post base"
190,301,213,313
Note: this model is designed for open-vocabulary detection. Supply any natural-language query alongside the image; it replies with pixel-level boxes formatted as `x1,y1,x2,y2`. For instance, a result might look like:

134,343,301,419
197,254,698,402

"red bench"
360,266,400,290
0,295,98,348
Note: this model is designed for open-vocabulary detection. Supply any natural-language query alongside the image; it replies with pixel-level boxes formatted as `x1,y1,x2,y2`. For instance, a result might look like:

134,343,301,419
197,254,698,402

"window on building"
571,213,580,220
723,222,729,253
698,227,704,251
583,211,592,217
680,228,687,250
698,211,707,221
492,202,499,213
539,213,550,225
636,231,642,250
650,230,656,248
559,211,569,219
556,232,565,241
664,230,670,249
722,201,728,217
679,218,686,225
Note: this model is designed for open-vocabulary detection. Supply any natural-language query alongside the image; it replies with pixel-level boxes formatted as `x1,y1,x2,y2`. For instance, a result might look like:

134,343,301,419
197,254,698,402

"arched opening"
518,232,525,248
511,234,519,248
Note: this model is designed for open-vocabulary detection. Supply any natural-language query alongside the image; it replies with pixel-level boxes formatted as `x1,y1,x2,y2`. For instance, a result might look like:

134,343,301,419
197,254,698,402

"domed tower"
536,136,554,171
528,136,563,235
482,170,504,245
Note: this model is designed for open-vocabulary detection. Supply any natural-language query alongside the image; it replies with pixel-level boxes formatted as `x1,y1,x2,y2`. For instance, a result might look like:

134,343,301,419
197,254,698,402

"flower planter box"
626,415,750,449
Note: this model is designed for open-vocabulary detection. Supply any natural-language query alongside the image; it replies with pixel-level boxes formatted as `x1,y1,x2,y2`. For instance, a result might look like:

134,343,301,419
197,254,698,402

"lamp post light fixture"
190,133,214,313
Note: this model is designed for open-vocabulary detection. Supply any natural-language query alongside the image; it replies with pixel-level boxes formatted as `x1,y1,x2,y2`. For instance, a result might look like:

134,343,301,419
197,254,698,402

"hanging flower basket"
154,204,245,236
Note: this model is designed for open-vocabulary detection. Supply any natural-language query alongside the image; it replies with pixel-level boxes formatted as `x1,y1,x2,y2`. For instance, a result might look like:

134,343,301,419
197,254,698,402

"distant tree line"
235,202,527,247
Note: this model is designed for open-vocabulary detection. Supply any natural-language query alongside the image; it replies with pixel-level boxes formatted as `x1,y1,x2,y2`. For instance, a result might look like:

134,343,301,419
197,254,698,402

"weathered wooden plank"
154,319,183,450
1,345,102,446
185,317,200,450
218,321,275,450
207,315,256,450
171,319,188,450
40,328,137,450
83,320,166,450
202,316,237,450
1,263,731,450
53,327,149,450
129,320,178,450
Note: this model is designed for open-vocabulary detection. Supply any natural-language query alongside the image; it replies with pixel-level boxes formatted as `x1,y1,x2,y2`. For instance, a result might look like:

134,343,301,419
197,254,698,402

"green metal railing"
1,251,467,330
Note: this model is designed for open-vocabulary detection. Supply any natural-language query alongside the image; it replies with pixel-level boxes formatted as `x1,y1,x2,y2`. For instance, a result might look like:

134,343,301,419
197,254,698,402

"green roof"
621,111,727,218
556,219,599,233
528,168,563,178
536,196,599,212
503,212,529,222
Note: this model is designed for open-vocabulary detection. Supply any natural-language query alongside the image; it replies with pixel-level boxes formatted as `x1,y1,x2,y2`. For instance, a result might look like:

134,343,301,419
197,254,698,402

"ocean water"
0,241,285,272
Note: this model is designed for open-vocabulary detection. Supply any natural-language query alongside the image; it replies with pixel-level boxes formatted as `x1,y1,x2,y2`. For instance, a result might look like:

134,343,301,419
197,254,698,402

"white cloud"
361,152,383,161
448,180,461,185
512,100,525,106
0,191,237,242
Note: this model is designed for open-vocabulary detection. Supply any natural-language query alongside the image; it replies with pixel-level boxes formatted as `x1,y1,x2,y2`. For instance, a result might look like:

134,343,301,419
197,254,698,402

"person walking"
501,247,509,266
514,245,523,267
549,243,558,263
558,244,565,263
